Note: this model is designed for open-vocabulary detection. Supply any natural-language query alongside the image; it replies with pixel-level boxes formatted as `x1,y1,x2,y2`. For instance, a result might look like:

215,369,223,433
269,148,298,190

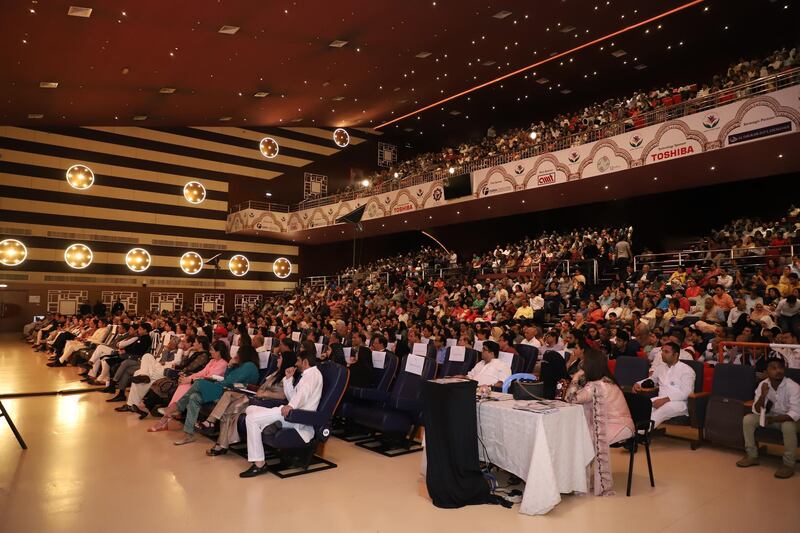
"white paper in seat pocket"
446,338,457,347
372,351,386,369
498,351,514,366
413,342,428,356
314,343,323,356
405,354,425,376
343,347,352,362
258,350,271,369
449,346,466,362
291,331,301,342
473,340,484,352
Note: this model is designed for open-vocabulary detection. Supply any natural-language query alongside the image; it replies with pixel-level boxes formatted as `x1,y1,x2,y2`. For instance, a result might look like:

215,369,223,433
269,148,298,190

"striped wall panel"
0,126,329,289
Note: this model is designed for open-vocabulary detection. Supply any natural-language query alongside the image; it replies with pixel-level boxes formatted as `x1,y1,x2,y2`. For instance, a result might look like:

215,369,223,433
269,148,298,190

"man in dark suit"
103,323,153,399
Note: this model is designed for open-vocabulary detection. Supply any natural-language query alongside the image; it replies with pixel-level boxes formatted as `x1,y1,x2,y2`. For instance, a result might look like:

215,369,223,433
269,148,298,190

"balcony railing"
229,67,800,216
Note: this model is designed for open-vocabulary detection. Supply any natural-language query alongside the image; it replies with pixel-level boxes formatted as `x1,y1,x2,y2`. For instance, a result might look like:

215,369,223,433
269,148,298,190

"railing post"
678,252,683,266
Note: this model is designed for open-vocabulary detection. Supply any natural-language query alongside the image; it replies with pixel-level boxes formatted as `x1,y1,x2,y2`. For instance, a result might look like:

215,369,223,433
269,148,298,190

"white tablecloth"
476,398,595,515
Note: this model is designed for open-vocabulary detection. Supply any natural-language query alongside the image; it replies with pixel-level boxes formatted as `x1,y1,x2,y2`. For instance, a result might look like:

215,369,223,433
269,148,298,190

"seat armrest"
285,408,321,426
743,400,754,408
688,392,711,428
688,391,711,399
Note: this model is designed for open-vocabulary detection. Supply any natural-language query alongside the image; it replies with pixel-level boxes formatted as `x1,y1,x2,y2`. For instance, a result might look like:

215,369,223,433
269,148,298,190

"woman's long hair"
272,350,298,387
212,340,230,361
582,349,615,383
235,345,259,369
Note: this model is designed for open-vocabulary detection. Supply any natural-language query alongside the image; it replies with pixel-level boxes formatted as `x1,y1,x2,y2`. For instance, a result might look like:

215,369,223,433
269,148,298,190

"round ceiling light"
228,254,250,277
273,257,292,279
183,181,206,204
333,128,350,148
66,164,95,190
259,137,279,159
64,243,93,270
180,251,203,275
125,247,151,272
0,239,27,266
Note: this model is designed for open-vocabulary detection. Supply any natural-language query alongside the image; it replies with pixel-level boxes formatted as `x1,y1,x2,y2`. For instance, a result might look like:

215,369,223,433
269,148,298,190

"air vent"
151,239,226,250
331,96,346,101
449,110,462,116
415,51,431,58
492,10,512,19
44,275,136,285
39,82,59,89
159,87,176,94
611,49,627,58
1,227,33,236
219,116,232,122
218,25,240,35
148,278,225,288
403,128,414,132
133,115,148,121
47,231,139,244
253,91,269,98
560,89,572,94
634,64,648,70
328,40,349,48
559,26,576,33
0,273,29,281
28,113,44,119
536,77,550,85
481,60,496,66
67,6,93,17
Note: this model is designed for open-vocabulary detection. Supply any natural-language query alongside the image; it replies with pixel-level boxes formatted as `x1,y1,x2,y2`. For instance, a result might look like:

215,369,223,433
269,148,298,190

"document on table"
512,400,562,414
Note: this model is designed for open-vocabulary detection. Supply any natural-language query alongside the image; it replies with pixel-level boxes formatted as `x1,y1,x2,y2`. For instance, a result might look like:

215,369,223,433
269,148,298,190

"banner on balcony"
472,84,800,196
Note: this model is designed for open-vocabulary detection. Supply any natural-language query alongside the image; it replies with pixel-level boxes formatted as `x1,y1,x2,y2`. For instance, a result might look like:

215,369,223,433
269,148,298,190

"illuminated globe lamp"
183,181,206,204
228,254,250,277
66,164,95,190
272,257,292,279
333,128,350,148
64,243,93,269
259,137,279,159
125,248,151,273
0,238,27,266
180,251,203,275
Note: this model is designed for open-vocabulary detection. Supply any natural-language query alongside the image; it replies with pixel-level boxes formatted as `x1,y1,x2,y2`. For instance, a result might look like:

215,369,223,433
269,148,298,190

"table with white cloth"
476,397,595,515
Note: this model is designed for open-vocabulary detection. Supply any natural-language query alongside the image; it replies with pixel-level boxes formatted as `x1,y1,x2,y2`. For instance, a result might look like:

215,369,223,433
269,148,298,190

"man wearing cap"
214,325,230,349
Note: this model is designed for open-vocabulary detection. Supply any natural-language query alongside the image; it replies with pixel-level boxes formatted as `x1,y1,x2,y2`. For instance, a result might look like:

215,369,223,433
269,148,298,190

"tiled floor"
1,334,798,532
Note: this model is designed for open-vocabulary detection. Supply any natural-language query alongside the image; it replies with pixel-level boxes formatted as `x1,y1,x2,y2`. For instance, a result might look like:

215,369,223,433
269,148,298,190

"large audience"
327,46,798,200
21,206,800,483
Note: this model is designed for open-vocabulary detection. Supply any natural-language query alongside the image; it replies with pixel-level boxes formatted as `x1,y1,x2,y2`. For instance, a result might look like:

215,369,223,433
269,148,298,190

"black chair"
438,347,478,378
614,357,649,387
702,364,756,450
752,368,800,449
663,360,706,449
337,352,399,441
617,392,655,497
236,362,349,477
345,355,436,457
515,344,540,373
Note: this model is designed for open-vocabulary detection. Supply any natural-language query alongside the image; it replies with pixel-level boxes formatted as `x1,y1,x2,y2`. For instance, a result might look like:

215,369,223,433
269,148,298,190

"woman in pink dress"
148,340,229,432
565,349,634,496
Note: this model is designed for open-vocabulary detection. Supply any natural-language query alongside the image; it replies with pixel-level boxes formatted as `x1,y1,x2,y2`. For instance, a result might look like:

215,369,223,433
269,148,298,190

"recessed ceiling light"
158,87,176,94
492,10,512,19
253,91,269,98
710,166,716,170
218,25,240,34
604,185,609,189
329,39,349,48
27,113,43,119
415,51,432,58
132,115,148,121
778,154,784,158
67,6,93,17
653,176,659,181
39,81,59,89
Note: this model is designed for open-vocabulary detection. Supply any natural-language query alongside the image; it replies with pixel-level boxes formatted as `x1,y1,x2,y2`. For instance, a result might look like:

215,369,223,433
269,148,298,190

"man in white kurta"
634,342,695,427
456,340,511,387
60,321,108,363
242,352,323,475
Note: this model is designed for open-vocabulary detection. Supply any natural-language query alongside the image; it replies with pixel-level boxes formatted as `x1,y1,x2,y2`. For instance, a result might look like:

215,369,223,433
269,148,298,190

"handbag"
510,380,545,400
164,368,181,380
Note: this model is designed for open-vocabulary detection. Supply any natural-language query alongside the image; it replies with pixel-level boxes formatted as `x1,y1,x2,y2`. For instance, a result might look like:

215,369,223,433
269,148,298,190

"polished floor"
1,334,798,533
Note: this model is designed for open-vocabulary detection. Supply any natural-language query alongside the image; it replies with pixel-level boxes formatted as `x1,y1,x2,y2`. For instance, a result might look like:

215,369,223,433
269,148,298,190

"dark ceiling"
0,1,796,153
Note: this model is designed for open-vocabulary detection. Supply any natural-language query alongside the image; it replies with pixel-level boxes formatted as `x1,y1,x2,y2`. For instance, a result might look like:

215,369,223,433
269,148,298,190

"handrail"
633,244,795,271
229,67,800,216
717,341,798,365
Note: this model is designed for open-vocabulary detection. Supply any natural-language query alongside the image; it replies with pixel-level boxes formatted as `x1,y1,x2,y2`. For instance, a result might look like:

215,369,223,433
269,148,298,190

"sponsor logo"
514,164,525,175
649,145,695,161
432,187,443,201
568,151,580,163
728,121,791,144
302,213,308,219
537,172,556,185
416,188,424,197
629,135,643,148
703,114,719,129
482,186,490,196
392,203,414,214
596,156,611,172
384,197,391,204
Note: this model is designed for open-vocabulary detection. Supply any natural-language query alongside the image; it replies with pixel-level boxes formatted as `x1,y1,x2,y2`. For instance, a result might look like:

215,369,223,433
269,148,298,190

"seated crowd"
22,209,800,484
328,46,798,200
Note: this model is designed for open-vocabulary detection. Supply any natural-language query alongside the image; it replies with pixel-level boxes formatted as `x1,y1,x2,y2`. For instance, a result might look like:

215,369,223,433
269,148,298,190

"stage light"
228,254,250,276
259,137,279,158
183,181,206,204
64,243,93,269
0,239,27,266
333,128,350,147
273,257,292,279
448,167,455,174
180,251,203,275
393,172,399,178
125,248,151,272
361,179,371,187
530,131,538,140
66,164,95,190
